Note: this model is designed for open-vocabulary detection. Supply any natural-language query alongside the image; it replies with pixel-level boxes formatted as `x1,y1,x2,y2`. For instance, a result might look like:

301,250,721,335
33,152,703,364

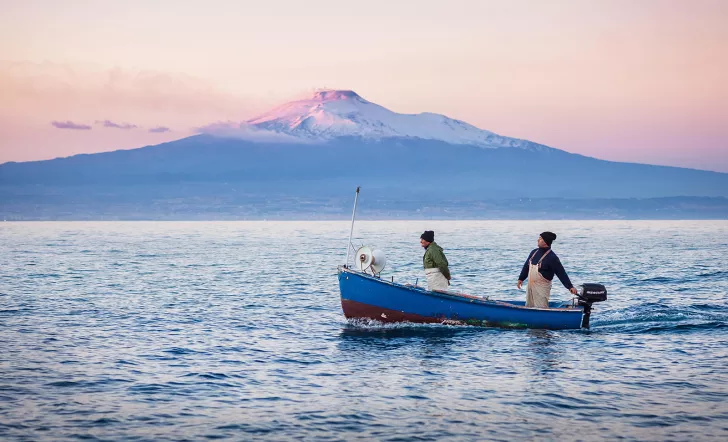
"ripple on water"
0,220,727,441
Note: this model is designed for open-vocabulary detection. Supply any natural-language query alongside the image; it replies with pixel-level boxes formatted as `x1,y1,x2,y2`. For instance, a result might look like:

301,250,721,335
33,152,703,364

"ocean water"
1,220,727,441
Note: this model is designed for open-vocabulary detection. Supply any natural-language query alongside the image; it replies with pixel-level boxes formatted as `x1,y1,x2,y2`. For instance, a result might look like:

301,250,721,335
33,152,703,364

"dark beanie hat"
421,230,435,242
540,231,557,246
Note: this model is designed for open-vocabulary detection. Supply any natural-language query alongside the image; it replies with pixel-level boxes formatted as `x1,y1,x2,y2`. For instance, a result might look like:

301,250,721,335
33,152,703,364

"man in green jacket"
420,230,451,291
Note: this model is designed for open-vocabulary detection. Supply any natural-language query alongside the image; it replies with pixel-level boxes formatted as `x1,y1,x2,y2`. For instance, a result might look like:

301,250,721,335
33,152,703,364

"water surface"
1,221,727,441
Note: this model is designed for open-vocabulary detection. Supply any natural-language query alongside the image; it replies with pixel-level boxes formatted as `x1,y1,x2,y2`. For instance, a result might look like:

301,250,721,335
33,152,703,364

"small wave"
163,347,201,355
216,424,251,430
183,372,230,380
345,318,470,329
628,321,728,334
622,275,707,286
272,357,322,366
598,300,727,323
639,276,677,283
697,270,728,278
686,303,728,312
46,378,131,388
127,383,171,394
47,380,86,388
594,299,728,334
87,418,120,427
27,273,61,278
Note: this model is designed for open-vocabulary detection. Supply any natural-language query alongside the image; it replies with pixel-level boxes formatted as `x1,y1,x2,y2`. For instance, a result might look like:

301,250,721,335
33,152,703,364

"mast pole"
345,187,360,268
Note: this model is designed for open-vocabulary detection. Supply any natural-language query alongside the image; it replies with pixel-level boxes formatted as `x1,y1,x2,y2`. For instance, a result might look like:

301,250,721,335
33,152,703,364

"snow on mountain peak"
309,89,363,102
205,89,550,151
247,89,498,144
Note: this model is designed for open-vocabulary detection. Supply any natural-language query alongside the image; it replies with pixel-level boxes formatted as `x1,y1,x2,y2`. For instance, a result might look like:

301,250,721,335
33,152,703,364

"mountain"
1,90,727,220
243,90,549,151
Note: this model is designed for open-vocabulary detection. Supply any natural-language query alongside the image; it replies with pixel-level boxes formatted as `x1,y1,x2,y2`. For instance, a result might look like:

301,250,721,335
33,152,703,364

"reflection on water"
524,329,563,376
337,323,470,355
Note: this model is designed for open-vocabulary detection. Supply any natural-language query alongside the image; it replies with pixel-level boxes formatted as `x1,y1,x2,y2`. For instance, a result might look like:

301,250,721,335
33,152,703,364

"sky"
1,0,727,172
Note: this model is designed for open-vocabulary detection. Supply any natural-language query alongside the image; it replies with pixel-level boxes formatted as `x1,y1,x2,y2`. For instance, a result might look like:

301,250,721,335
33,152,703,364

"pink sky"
1,0,726,171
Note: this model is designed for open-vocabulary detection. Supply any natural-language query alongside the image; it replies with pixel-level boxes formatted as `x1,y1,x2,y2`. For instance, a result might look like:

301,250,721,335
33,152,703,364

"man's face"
420,239,430,248
537,236,547,248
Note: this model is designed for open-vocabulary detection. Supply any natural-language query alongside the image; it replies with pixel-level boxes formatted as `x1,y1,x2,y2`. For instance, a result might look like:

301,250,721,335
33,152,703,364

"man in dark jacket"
517,231,578,307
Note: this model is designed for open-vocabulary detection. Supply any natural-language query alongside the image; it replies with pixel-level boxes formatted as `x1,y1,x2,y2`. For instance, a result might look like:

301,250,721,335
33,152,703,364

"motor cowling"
579,283,607,303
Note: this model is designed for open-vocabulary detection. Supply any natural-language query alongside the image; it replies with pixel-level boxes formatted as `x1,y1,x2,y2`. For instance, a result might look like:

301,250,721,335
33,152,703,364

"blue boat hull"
338,267,585,330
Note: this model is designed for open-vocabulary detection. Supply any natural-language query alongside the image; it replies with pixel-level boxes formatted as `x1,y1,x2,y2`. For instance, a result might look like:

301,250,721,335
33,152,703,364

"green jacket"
423,241,451,280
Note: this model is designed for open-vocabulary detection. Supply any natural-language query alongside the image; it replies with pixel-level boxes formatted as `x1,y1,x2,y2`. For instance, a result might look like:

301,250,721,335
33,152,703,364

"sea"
1,220,727,441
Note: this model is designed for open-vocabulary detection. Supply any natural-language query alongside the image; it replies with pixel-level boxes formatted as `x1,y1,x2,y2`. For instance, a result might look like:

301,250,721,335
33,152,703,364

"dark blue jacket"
518,247,574,289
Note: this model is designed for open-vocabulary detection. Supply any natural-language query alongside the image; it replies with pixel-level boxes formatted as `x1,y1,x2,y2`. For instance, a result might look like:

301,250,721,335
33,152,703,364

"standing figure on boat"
420,230,451,292
517,231,578,308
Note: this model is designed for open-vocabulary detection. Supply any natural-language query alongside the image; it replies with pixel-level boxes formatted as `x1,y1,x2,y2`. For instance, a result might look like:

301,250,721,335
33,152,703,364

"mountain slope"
2,135,726,197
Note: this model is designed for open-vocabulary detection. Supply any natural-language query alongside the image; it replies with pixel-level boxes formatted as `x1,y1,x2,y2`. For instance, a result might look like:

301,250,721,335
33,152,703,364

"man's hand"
517,280,523,289
569,287,578,295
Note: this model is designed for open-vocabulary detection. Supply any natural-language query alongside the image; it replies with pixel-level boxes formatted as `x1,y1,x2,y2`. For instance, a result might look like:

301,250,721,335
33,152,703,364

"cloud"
96,120,138,130
1,62,269,126
196,121,311,144
148,126,171,133
51,121,92,130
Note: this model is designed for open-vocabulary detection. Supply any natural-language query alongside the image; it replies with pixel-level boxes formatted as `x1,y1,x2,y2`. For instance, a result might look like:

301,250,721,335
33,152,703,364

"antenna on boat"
345,186,361,268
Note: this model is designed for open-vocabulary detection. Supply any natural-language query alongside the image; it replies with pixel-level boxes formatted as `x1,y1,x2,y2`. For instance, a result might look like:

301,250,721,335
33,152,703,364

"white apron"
425,268,449,292
526,249,552,308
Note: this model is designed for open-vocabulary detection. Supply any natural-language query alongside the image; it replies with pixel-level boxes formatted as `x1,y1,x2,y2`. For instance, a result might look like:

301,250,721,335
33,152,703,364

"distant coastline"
2,196,726,221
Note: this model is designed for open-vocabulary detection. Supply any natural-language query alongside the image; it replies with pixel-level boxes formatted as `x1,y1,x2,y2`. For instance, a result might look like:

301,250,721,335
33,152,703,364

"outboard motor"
577,283,607,328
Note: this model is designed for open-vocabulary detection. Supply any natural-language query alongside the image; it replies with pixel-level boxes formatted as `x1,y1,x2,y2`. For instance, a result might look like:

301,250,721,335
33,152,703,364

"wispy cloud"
1,62,266,123
149,126,171,133
196,121,311,144
96,120,138,130
51,121,92,130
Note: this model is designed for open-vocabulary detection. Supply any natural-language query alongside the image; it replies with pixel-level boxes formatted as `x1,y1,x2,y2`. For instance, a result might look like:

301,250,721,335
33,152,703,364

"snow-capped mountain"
4,87,728,219
214,90,551,151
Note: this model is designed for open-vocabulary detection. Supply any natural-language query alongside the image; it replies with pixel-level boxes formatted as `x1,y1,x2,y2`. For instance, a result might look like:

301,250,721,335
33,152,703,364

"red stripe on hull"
341,298,447,324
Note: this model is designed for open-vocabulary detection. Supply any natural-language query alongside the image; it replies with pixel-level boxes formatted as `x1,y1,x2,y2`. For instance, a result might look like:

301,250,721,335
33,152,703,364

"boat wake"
343,301,728,335
592,301,728,334
345,318,470,330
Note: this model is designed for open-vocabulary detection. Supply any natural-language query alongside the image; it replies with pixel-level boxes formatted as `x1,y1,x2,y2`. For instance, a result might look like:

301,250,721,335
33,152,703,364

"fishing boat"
337,188,607,330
